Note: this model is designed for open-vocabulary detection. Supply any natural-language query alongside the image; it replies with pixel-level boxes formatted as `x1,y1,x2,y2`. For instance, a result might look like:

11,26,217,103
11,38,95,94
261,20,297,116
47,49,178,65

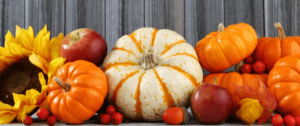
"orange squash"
195,23,257,72
268,54,300,116
253,22,300,72
47,60,107,124
203,72,268,113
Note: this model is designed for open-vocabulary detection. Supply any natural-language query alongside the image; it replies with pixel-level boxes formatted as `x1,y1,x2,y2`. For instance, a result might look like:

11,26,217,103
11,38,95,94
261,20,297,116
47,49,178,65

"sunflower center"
0,59,46,106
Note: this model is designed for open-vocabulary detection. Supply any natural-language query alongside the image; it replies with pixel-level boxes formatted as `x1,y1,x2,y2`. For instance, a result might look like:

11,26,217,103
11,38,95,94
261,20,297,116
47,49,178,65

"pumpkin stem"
234,60,244,72
213,77,217,85
218,23,225,32
274,22,285,40
53,76,71,92
140,49,158,70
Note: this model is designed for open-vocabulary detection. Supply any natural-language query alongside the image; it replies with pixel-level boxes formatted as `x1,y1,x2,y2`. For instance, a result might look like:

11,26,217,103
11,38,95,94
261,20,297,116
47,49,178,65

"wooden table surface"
5,107,273,126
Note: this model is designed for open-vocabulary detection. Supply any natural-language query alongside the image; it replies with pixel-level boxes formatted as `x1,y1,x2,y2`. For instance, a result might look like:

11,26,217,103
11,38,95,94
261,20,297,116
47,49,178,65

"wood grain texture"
264,0,297,37
1,0,25,47
25,0,65,38
224,0,264,38
105,0,122,53
121,0,144,35
184,0,224,75
145,0,184,36
65,0,105,37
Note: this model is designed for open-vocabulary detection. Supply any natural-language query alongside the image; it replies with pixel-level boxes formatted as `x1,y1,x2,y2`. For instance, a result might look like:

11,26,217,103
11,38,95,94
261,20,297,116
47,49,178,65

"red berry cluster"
271,114,300,126
23,108,57,126
97,105,123,125
240,55,266,74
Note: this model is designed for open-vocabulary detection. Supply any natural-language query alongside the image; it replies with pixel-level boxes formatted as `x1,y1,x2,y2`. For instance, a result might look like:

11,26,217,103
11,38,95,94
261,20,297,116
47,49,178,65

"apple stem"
218,23,225,33
140,49,158,70
274,22,285,40
53,76,71,92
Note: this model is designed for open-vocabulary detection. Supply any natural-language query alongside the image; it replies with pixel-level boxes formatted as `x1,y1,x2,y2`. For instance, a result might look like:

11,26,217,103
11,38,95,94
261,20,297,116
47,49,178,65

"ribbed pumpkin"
195,23,258,72
47,60,107,124
102,27,203,121
203,72,268,114
253,22,300,72
268,54,300,116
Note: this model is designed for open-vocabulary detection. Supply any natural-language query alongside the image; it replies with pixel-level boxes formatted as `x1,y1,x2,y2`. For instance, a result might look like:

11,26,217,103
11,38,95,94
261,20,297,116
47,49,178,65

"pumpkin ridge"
160,40,186,56
153,69,175,108
151,29,158,47
52,93,64,121
279,91,300,115
102,62,139,72
199,38,221,72
61,95,83,122
112,70,140,105
161,65,198,87
128,34,143,53
112,47,139,58
66,94,96,118
163,52,199,62
134,71,145,120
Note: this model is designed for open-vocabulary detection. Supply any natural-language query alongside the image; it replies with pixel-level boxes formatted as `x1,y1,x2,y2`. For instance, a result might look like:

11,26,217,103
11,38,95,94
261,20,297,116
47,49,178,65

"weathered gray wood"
1,0,25,47
264,0,297,37
224,0,264,38
145,0,184,36
25,0,65,38
105,0,122,52
121,0,144,35
184,0,224,75
65,0,106,37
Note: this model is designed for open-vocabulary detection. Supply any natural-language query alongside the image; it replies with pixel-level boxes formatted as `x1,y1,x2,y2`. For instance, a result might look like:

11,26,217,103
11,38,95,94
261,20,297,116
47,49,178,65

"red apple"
60,28,107,66
190,82,233,124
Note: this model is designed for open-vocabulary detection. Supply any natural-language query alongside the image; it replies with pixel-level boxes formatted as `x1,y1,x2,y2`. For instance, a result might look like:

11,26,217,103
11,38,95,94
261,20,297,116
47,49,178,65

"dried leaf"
232,76,277,125
236,98,264,125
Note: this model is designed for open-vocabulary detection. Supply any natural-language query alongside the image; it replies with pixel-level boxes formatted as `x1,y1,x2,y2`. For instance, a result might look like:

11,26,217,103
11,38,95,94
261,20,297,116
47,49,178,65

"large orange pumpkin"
47,60,107,124
268,54,300,116
253,22,300,72
195,23,257,72
204,72,268,114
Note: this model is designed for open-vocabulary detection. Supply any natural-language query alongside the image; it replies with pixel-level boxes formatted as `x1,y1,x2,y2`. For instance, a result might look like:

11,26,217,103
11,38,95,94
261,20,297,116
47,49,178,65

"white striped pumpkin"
102,27,203,121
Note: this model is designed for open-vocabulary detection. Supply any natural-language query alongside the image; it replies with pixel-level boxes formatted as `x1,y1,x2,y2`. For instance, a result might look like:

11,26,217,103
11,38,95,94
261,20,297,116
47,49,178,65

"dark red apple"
190,82,233,124
60,28,107,66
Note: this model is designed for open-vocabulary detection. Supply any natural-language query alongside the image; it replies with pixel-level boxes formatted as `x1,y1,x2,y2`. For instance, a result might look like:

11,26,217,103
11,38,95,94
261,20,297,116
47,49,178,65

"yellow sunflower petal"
0,111,17,124
4,31,16,48
50,33,64,60
17,29,34,51
25,89,41,105
33,31,50,62
48,57,65,80
26,26,34,40
0,56,17,67
29,53,49,74
8,43,31,58
12,93,28,109
0,101,19,111
15,25,22,41
16,105,37,122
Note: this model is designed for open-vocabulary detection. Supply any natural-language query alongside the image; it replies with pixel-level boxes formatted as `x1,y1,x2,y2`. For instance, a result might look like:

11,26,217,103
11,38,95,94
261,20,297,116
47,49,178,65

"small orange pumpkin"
268,54,300,116
204,72,268,113
195,23,257,72
253,22,300,72
47,60,107,124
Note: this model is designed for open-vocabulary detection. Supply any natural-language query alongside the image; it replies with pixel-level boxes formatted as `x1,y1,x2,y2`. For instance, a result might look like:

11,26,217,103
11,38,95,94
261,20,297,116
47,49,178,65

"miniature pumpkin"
195,23,258,72
47,60,107,124
102,27,203,121
203,72,268,114
267,54,300,116
253,22,300,72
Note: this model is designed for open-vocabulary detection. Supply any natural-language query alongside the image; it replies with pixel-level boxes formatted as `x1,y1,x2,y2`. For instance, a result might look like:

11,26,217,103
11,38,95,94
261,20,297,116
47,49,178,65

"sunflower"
0,25,65,124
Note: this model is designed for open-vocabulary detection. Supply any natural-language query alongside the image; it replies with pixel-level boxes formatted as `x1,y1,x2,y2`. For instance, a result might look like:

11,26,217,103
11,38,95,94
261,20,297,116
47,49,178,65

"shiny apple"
60,28,107,66
190,82,233,124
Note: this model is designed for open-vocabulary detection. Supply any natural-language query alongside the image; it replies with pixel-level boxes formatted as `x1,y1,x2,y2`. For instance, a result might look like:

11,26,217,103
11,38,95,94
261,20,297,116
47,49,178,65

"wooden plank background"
0,0,298,75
